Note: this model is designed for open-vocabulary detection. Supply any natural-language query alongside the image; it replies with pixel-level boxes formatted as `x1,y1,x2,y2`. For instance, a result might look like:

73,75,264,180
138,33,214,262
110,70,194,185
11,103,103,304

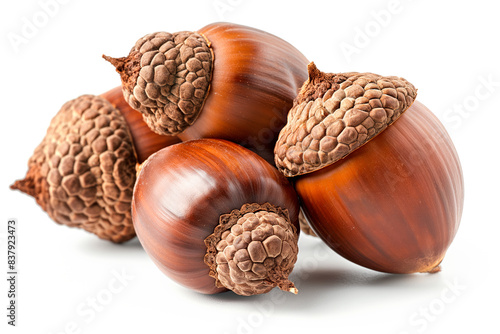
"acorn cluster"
12,22,463,297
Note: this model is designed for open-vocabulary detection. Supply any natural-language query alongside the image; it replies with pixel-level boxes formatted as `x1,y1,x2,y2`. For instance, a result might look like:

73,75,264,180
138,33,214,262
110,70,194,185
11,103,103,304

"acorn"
274,63,464,274
11,90,180,242
132,139,300,295
104,22,309,163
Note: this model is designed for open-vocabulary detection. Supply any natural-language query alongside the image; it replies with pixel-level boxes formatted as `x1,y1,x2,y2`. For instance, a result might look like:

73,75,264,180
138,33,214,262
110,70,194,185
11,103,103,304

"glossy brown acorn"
275,64,464,274
132,139,300,295
105,22,309,164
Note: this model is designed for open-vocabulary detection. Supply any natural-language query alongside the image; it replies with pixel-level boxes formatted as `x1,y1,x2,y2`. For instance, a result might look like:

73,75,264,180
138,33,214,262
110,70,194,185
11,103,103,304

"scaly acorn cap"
103,31,213,136
275,63,417,177
11,95,138,242
298,210,317,237
204,203,298,296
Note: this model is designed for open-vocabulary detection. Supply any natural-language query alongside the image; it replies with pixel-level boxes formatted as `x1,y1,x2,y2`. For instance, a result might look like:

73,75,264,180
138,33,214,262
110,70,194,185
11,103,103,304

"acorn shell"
106,22,309,164
177,23,309,163
11,95,137,242
294,101,464,273
132,139,300,294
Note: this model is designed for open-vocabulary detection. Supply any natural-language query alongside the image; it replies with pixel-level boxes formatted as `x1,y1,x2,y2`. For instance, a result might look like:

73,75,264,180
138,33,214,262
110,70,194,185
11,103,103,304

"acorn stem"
10,174,34,197
296,62,347,105
10,153,48,211
102,54,124,69
306,62,322,82
103,52,141,94
276,277,298,294
426,265,442,274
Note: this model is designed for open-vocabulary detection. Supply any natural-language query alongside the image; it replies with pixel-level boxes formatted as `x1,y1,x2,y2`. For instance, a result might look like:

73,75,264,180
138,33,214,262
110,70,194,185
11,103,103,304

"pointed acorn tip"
277,278,298,294
10,177,34,197
10,181,19,191
102,54,124,70
307,62,321,80
10,164,47,209
425,265,442,274
297,62,327,104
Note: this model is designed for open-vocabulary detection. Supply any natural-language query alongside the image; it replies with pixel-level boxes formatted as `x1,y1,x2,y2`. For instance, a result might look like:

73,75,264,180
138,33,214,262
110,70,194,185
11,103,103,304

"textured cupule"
11,95,137,242
275,63,417,177
204,203,298,296
298,211,316,237
104,31,213,136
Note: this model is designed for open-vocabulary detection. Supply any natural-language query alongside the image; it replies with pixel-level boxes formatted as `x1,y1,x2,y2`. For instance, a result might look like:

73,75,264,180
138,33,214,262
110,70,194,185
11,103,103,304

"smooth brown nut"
132,139,300,295
294,101,464,274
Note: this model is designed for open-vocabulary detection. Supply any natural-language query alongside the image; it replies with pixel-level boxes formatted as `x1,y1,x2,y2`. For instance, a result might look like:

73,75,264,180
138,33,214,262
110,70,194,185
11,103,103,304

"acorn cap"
298,210,317,237
275,63,417,177
204,203,298,296
104,31,213,136
11,95,137,242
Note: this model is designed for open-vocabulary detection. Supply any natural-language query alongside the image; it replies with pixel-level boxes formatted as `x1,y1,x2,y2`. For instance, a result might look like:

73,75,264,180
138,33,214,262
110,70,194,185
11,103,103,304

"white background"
1,0,498,333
